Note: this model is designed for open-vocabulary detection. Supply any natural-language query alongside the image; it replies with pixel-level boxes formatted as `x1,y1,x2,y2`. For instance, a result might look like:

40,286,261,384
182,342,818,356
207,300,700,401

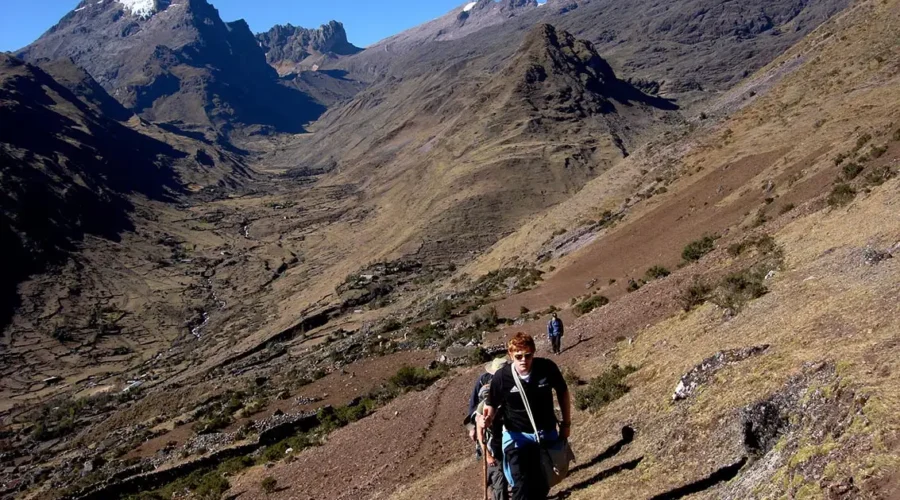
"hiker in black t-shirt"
484,333,572,500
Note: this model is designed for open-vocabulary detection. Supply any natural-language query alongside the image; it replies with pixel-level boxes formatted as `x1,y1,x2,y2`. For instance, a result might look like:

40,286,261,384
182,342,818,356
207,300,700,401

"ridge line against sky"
0,0,476,52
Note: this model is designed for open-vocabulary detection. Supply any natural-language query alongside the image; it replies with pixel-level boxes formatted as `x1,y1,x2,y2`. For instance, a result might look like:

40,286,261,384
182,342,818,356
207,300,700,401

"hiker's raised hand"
486,452,498,466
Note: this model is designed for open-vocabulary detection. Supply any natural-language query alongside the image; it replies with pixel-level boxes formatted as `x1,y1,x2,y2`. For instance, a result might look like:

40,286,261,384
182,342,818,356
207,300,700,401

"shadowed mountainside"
0,54,183,328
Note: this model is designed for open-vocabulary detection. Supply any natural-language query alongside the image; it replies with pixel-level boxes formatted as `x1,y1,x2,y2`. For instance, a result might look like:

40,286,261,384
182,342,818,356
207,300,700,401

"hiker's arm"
558,389,572,439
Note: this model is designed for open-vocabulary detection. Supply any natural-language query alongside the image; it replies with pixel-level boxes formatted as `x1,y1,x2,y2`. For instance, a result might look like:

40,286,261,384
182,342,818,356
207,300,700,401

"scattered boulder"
673,345,769,401
863,247,892,265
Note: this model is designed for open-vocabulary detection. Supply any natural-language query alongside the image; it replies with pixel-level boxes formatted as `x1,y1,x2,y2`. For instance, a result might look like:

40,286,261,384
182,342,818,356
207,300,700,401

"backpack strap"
511,367,541,444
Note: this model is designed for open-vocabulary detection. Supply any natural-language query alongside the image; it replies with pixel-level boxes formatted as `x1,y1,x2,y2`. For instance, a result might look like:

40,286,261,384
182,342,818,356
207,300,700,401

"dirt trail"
228,370,476,499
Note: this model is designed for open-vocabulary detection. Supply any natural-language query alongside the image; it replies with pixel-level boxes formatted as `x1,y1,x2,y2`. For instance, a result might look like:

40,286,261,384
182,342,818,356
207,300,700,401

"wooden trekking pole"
478,421,489,500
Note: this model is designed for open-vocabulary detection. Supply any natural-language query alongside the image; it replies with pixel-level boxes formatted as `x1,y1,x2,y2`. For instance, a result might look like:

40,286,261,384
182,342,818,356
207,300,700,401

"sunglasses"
513,352,534,361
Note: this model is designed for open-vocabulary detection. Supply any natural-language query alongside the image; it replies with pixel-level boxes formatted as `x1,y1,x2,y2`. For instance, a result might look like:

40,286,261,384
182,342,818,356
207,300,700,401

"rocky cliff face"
257,21,362,75
17,0,323,137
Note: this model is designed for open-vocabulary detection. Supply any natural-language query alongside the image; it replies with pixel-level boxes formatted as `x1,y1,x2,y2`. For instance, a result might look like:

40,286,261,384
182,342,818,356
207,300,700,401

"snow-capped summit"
118,0,158,17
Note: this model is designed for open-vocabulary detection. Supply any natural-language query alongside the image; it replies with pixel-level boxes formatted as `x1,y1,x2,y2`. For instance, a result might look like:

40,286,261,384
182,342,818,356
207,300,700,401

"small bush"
678,279,711,312
389,365,447,391
574,365,638,412
865,166,896,186
563,369,583,387
433,300,454,320
519,306,530,315
711,270,769,312
261,476,278,494
854,133,872,152
682,235,716,262
626,278,643,292
893,128,900,142
380,318,402,334
573,295,609,316
842,162,863,180
868,145,887,159
645,266,670,280
728,235,778,258
779,203,795,215
827,183,856,207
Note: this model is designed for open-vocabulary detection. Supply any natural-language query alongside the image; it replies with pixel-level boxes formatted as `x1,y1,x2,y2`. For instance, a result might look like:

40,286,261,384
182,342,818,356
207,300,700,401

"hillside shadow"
648,457,748,500
550,457,643,499
610,80,680,110
568,425,635,475
0,60,186,329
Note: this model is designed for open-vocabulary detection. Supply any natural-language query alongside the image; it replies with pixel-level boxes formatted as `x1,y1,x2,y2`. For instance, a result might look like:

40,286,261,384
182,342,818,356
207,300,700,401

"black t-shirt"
487,358,568,434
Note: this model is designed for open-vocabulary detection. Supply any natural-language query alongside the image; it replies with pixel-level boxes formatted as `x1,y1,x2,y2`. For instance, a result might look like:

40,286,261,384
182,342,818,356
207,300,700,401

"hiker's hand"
468,427,476,441
486,453,498,466
483,405,495,427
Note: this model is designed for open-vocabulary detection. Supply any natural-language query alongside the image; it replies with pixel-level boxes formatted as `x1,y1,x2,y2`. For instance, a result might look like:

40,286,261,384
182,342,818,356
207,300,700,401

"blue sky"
0,0,476,52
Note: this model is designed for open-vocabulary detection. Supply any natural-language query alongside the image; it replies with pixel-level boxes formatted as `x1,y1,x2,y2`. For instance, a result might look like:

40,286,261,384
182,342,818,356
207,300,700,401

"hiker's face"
510,348,535,374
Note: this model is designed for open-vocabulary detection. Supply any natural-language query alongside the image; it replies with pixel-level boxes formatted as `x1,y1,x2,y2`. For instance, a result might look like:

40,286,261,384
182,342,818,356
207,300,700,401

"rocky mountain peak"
505,23,618,114
17,0,323,137
257,21,362,75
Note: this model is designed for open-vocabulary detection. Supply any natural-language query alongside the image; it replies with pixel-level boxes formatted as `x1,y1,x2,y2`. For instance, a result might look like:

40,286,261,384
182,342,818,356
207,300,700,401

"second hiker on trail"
465,357,510,500
484,333,572,500
547,313,564,355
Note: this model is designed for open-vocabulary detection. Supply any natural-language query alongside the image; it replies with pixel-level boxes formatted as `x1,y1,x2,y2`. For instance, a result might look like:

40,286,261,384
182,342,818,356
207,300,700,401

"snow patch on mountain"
463,2,477,12
118,0,157,17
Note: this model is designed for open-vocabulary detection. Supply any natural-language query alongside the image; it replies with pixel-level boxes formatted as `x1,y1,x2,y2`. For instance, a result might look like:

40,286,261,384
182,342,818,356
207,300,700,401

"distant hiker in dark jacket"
547,313,564,355
484,333,572,500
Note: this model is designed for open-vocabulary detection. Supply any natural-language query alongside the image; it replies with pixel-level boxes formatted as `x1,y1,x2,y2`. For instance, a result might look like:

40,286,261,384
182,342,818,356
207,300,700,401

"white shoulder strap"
512,367,541,444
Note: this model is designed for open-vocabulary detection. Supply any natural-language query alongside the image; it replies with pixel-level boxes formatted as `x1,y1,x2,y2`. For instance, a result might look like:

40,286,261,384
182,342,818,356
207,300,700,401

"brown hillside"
222,0,900,498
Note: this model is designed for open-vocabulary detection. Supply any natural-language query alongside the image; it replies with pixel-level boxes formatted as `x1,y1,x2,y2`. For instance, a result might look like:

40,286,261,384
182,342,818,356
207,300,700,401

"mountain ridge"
16,0,324,138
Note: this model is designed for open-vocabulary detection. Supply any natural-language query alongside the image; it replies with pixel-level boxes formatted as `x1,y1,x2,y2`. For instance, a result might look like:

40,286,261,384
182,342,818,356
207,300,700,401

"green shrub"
160,469,229,500
467,347,489,366
854,133,872,152
868,145,887,159
678,279,711,312
728,234,779,258
827,183,856,207
779,203,795,215
433,300,454,320
711,270,769,312
563,369,583,387
574,365,638,412
865,166,896,186
573,295,609,316
645,266,670,280
389,365,447,391
219,456,253,475
519,306,530,315
380,318,402,334
842,162,863,180
410,323,442,347
261,476,278,494
682,235,716,262
626,278,643,292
